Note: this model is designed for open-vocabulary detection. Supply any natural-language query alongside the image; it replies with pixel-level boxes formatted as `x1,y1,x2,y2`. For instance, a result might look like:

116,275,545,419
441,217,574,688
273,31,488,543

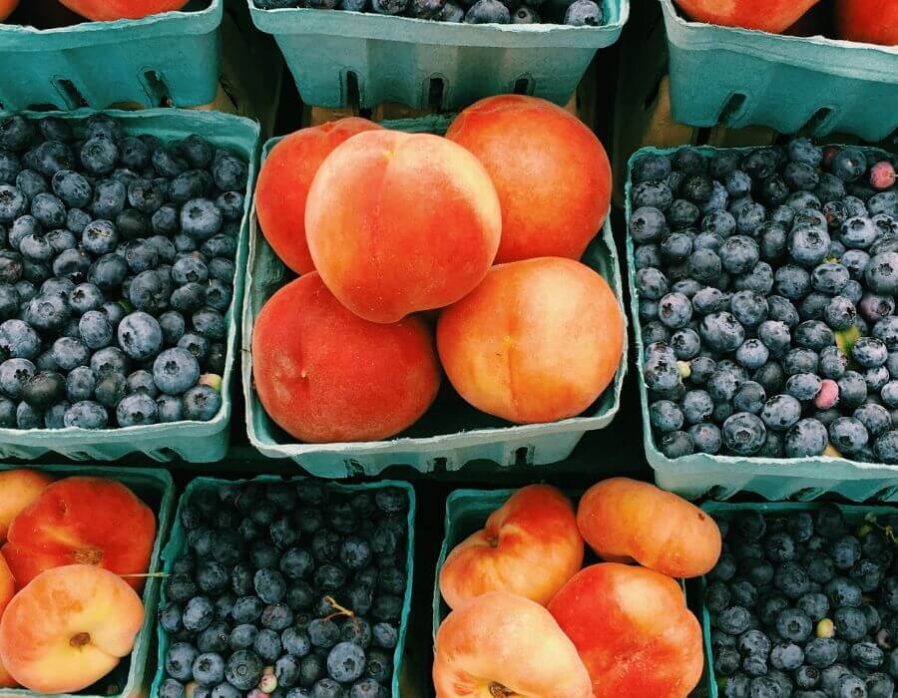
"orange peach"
433,592,592,698
252,272,441,443
0,0,17,21
446,94,611,263
0,565,144,694
305,129,502,323
0,469,53,542
59,0,188,20
672,0,821,33
3,477,156,591
437,257,624,424
256,119,383,275
0,553,16,689
577,478,722,578
549,563,704,698
836,0,898,45
439,485,583,609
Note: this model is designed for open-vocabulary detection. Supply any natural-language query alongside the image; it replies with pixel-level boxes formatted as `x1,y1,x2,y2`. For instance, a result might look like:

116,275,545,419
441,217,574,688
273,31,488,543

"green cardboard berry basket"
152,475,416,698
248,0,629,111
0,463,175,698
242,115,627,478
0,0,222,110
698,501,898,698
0,109,260,463
659,0,898,142
626,144,898,503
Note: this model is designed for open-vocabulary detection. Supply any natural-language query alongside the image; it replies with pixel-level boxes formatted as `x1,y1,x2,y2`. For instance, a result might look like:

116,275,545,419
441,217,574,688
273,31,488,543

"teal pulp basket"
248,0,629,110
0,463,175,698
660,0,898,142
0,0,222,110
626,144,898,503
698,501,898,698
0,109,259,463
242,116,628,478
152,475,416,698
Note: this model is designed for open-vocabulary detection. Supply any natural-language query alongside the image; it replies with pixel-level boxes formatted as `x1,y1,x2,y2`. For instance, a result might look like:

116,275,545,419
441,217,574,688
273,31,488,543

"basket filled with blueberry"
247,0,628,111
154,477,415,698
626,140,898,502
702,502,898,698
0,109,259,462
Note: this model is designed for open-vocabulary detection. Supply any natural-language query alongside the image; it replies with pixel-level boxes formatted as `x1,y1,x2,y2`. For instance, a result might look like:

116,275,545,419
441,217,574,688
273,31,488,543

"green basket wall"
0,109,260,463
242,115,628,478
0,0,222,110
625,144,898,503
660,0,898,142
0,463,175,698
698,501,898,698
151,475,416,698
248,0,629,110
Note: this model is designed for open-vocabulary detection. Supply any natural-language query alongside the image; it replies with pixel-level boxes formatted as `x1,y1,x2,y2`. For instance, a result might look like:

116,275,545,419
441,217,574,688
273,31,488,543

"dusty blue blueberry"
723,412,767,455
118,311,162,360
183,385,221,422
785,418,828,457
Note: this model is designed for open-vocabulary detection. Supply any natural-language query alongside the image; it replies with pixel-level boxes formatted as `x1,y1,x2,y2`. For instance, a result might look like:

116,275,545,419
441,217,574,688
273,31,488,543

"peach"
0,565,144,694
577,478,722,578
439,485,583,609
433,592,592,698
672,0,821,33
0,553,16,689
305,129,502,323
256,119,383,275
0,0,17,21
3,477,156,591
0,469,53,542
437,257,624,424
252,272,441,443
58,0,188,20
549,563,704,698
836,0,898,45
446,94,611,263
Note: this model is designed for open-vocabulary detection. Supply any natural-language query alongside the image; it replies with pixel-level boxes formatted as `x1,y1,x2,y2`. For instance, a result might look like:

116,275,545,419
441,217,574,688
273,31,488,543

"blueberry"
829,418,869,453
786,373,822,401
191,652,225,687
152,347,200,395
224,649,263,692
806,638,839,669
117,311,162,361
171,282,207,314
650,400,684,432
776,608,813,643
182,384,221,421
798,592,831,621
22,371,65,410
166,642,199,682
699,311,745,353
90,178,127,220
63,400,107,428
129,269,169,313
785,418,828,457
309,619,341,649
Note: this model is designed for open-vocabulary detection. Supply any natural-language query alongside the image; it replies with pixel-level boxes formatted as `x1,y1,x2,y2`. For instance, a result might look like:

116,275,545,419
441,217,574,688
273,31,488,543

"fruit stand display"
0,1,896,698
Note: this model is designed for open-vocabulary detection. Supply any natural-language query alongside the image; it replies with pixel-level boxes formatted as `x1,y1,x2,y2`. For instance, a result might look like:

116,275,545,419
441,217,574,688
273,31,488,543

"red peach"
305,129,502,323
3,477,156,591
576,478,722,578
58,0,188,20
673,0,821,33
0,565,144,694
549,563,704,698
252,272,441,443
0,469,54,542
439,485,583,609
256,118,383,275
0,0,17,21
836,0,898,45
446,94,612,263
433,592,592,698
437,257,624,424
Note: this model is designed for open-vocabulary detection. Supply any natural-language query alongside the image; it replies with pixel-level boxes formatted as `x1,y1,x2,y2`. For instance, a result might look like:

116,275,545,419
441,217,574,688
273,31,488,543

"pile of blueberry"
707,505,898,698
255,0,605,27
631,139,898,462
159,481,409,698
0,113,246,431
